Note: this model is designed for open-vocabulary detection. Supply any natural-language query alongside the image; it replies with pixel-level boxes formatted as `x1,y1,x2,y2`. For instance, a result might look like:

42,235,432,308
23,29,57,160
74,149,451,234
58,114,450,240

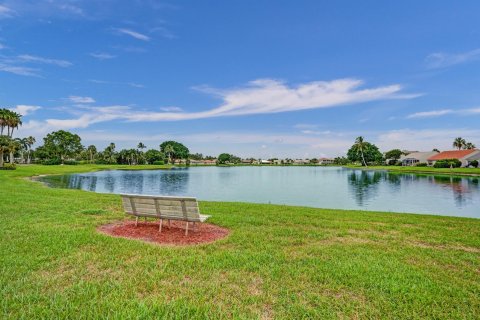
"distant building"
318,158,335,165
427,149,480,167
260,159,272,164
400,151,439,166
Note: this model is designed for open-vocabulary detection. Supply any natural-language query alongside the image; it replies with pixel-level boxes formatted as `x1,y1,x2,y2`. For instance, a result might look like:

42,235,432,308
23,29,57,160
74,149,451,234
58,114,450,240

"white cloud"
129,82,144,88
89,52,116,60
426,49,480,69
35,78,417,130
376,128,480,152
9,105,41,116
301,130,331,135
0,5,14,18
160,106,182,112
68,96,96,104
0,63,40,76
407,107,480,119
18,54,72,67
115,28,150,41
407,109,454,119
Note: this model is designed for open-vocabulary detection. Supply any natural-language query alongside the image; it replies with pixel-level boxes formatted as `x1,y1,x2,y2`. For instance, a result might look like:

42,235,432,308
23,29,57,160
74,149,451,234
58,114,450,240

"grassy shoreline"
1,165,479,319
344,164,480,177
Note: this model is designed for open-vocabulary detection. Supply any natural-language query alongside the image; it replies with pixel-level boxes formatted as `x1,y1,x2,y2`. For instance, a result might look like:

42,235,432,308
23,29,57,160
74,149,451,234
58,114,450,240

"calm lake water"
39,166,480,218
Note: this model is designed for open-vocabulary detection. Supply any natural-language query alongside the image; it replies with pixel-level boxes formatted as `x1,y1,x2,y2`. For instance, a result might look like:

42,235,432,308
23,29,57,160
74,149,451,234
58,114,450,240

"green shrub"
152,160,164,165
0,163,16,170
416,162,428,167
433,159,462,168
63,160,78,165
41,158,62,165
470,160,479,168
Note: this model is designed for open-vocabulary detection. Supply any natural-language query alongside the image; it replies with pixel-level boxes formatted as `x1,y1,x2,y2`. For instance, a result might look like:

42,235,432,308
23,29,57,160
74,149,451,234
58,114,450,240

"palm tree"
5,111,22,137
354,136,368,167
0,136,10,167
464,142,476,150
453,137,466,150
25,136,36,164
137,142,146,150
0,108,8,136
7,138,21,163
86,145,97,163
163,144,175,164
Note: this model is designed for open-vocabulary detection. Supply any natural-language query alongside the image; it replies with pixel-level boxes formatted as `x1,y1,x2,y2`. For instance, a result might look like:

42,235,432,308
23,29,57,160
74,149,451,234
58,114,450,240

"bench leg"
193,222,196,232
185,221,189,236
159,219,163,233
135,217,139,227
168,220,171,229
145,217,147,223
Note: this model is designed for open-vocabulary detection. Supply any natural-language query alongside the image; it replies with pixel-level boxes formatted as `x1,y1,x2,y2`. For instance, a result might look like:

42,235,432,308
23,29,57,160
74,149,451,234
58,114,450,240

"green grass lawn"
345,164,480,176
1,165,479,319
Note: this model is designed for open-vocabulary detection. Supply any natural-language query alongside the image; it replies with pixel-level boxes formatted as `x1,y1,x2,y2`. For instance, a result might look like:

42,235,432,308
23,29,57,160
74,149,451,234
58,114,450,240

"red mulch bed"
98,220,229,246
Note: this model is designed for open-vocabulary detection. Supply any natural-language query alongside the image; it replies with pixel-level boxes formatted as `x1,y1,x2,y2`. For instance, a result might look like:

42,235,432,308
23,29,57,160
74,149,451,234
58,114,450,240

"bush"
416,163,428,167
0,163,16,170
152,160,165,165
470,160,479,168
63,160,79,165
41,158,62,165
433,159,462,168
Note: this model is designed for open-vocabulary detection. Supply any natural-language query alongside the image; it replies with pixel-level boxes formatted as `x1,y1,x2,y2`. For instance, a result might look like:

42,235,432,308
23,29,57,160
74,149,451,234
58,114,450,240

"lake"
39,166,480,218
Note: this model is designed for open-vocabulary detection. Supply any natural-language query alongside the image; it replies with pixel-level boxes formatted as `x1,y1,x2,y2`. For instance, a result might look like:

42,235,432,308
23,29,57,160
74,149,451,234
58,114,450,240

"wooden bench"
121,194,210,235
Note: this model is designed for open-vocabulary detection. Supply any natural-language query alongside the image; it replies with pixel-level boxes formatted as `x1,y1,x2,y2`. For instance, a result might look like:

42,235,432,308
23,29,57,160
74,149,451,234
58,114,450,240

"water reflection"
347,170,382,206
38,167,480,218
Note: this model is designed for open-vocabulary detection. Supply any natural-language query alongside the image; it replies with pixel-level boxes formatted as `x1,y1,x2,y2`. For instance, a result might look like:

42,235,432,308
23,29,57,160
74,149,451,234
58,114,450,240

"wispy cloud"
0,5,14,18
68,96,95,104
407,107,480,119
39,78,418,129
426,48,480,69
18,54,72,67
115,28,150,41
376,128,480,152
160,106,182,112
9,105,41,116
0,63,40,76
407,109,454,119
89,52,116,60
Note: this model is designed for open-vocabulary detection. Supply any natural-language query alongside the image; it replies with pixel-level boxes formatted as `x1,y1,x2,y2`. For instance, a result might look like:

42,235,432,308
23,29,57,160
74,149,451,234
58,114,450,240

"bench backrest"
121,194,201,221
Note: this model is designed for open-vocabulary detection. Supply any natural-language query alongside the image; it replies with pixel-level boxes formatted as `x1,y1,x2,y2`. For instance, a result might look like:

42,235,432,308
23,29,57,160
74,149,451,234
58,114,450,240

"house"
318,158,335,165
427,149,480,167
293,159,308,165
260,159,272,164
400,151,439,166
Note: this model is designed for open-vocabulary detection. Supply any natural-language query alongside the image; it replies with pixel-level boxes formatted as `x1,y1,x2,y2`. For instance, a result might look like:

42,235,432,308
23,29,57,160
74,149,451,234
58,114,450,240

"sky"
1,0,480,158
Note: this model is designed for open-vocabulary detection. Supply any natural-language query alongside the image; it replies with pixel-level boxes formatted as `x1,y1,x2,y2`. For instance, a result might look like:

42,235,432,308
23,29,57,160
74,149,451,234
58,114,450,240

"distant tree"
137,142,146,150
333,156,349,165
41,130,83,164
453,137,466,150
464,142,476,150
86,145,97,163
25,136,36,164
0,136,11,166
347,137,383,166
217,153,232,164
189,153,203,160
384,149,403,165
145,149,165,164
432,148,440,153
0,108,22,137
160,141,189,164
309,158,319,164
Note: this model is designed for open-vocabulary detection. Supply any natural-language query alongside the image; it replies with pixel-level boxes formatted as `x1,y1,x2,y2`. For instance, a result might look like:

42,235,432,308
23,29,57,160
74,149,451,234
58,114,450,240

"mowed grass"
345,164,480,176
1,165,479,319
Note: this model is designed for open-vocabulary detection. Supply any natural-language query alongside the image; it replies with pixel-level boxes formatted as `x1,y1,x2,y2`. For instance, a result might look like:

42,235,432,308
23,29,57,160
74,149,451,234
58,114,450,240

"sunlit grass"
1,165,479,319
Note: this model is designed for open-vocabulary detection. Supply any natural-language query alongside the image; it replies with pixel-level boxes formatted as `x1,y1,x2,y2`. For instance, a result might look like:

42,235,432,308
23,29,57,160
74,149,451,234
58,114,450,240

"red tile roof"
428,149,478,161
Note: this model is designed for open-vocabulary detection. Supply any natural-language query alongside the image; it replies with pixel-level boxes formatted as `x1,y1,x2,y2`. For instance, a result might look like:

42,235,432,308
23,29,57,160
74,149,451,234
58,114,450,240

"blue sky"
1,1,480,158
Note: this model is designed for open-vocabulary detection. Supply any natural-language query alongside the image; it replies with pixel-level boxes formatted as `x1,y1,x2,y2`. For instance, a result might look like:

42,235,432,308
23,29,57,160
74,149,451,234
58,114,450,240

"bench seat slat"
121,194,209,224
